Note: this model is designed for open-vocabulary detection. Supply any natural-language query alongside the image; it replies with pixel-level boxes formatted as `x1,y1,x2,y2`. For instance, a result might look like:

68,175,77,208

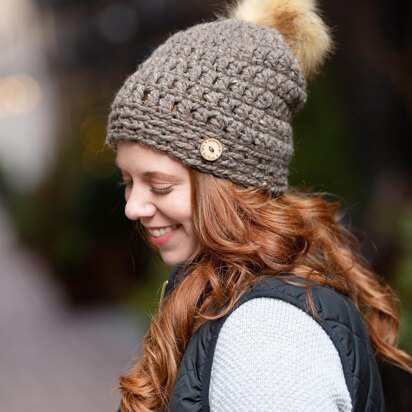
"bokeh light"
0,73,42,117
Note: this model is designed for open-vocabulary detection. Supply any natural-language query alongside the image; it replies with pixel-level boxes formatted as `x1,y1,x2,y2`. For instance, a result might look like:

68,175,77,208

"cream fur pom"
227,0,333,77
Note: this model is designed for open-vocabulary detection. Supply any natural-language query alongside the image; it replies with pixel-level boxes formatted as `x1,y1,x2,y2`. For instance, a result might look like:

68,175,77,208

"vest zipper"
159,279,169,307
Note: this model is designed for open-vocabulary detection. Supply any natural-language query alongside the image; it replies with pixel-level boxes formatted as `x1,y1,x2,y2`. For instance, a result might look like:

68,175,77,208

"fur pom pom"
227,0,333,77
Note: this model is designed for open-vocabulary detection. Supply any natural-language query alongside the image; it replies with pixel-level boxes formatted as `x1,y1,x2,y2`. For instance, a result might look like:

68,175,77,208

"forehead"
115,141,188,176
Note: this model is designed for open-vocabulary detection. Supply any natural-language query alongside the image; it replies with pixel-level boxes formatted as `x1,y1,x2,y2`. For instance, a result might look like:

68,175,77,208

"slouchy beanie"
107,0,332,195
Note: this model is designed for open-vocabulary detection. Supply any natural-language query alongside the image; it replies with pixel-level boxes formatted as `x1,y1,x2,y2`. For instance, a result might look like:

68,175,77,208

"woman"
107,0,412,410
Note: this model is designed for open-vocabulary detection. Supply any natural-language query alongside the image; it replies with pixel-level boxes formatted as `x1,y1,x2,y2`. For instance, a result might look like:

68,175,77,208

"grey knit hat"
107,1,332,194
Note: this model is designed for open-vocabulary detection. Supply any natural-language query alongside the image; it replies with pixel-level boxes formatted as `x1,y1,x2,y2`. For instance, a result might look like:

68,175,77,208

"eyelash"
150,186,173,195
117,180,172,195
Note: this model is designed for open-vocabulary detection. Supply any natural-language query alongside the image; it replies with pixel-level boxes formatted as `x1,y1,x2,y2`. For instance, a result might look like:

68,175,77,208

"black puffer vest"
165,270,385,411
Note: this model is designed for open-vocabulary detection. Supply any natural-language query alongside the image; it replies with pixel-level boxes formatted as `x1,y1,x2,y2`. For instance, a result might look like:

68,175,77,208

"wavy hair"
119,171,412,411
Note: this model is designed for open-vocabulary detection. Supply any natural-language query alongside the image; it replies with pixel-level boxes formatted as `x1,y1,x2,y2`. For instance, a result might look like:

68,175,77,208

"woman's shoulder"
237,275,373,376
213,296,347,361
171,277,384,411
246,274,355,311
209,297,353,411
206,276,384,411
242,275,366,340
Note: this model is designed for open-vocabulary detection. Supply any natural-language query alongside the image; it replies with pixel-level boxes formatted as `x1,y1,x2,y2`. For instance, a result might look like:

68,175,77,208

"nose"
124,188,156,221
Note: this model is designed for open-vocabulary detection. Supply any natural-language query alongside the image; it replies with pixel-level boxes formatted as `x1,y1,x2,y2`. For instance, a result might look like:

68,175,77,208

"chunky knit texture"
107,19,307,194
209,298,352,411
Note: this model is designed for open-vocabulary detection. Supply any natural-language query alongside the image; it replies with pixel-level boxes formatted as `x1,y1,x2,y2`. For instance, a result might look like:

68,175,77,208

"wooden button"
200,138,223,161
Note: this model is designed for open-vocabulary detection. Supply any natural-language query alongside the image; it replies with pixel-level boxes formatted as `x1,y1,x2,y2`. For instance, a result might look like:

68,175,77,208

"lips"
147,224,178,238
146,224,180,246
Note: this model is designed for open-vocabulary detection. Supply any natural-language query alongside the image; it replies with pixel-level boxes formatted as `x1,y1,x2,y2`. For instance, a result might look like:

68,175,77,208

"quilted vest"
166,272,385,411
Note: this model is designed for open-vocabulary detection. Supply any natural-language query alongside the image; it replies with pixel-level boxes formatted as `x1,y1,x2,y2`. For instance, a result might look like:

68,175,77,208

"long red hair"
119,171,412,412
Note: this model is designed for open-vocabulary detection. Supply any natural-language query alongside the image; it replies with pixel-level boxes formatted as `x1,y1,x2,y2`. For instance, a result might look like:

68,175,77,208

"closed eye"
117,179,172,195
150,186,173,195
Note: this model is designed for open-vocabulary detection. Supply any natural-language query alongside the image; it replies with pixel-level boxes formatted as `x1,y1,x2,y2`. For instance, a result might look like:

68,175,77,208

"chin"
160,251,191,267
160,253,180,267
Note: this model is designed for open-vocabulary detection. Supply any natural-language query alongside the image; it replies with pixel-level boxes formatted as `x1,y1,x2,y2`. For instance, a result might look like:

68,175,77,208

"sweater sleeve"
209,298,352,412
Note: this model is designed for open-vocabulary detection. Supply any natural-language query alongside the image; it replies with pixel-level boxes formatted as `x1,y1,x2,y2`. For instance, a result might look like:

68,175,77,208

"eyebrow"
142,171,182,183
115,159,183,182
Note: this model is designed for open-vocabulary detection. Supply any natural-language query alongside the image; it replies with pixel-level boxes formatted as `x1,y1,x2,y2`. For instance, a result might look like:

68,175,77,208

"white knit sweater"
209,298,352,411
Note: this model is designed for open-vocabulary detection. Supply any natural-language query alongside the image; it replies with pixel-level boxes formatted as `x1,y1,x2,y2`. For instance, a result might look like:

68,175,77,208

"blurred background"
0,0,411,410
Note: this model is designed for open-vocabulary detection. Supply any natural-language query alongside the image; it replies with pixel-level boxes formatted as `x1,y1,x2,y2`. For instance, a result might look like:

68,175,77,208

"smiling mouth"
147,224,179,238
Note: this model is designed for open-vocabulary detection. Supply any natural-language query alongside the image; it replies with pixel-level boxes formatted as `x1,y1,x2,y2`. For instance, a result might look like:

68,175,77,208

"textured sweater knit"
209,298,352,411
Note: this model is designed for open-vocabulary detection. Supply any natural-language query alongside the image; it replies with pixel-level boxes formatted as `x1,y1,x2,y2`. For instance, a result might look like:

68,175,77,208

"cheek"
165,193,193,223
169,198,194,238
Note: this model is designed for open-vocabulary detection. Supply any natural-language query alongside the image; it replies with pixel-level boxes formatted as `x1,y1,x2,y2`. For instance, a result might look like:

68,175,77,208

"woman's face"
116,142,195,266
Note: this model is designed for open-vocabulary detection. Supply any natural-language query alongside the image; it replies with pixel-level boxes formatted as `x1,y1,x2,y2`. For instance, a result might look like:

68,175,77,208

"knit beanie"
106,0,332,195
